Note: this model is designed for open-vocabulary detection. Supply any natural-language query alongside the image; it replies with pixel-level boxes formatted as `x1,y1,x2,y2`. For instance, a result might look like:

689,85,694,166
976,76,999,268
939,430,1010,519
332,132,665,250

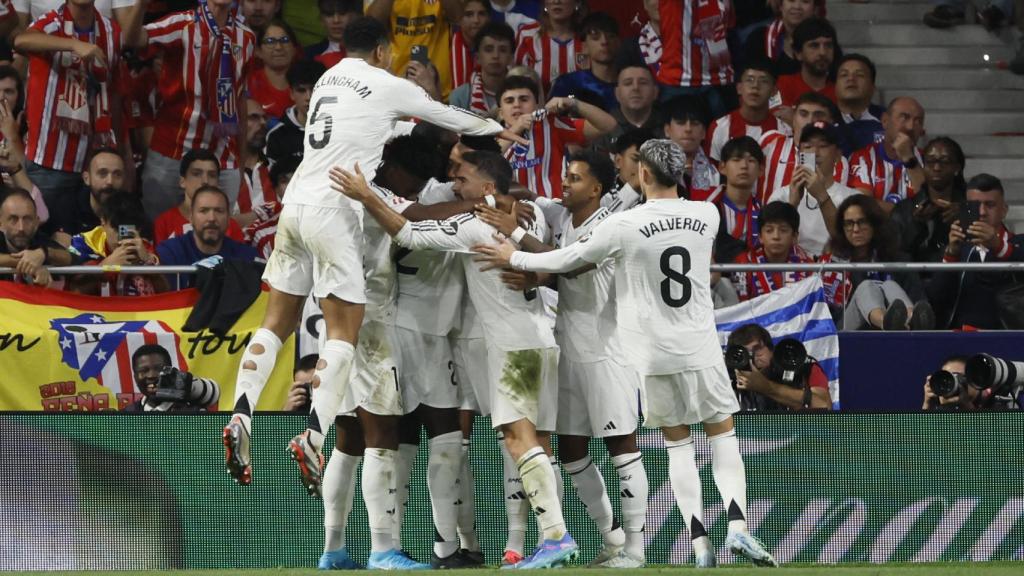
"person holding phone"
928,173,1024,329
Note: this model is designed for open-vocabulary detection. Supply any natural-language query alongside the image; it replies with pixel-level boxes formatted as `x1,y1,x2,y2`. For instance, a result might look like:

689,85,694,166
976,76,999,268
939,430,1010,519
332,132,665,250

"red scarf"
765,19,784,59
694,0,730,69
468,72,491,114
52,5,113,143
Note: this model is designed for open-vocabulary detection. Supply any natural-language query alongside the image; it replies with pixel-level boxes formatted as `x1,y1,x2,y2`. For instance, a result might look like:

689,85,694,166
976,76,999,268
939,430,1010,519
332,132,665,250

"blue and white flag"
714,276,840,406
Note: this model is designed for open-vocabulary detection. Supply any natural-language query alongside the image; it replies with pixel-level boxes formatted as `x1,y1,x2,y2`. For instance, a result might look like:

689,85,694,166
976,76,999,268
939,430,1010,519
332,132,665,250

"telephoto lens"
724,344,753,371
771,339,808,384
930,370,966,398
965,354,1024,395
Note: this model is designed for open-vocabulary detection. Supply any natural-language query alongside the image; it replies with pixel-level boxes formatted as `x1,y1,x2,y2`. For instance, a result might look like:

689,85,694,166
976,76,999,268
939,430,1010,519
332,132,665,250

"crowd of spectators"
0,0,1018,333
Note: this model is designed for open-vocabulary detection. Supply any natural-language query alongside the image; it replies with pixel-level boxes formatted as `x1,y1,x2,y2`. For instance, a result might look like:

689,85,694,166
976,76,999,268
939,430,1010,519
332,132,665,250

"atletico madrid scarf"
765,19,785,59
52,5,113,145
694,0,730,69
196,0,238,136
467,72,491,114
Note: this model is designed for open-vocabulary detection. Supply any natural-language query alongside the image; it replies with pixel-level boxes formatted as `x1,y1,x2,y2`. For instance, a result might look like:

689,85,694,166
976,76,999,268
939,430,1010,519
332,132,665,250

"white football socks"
456,438,480,552
232,328,282,431
709,430,749,535
362,447,397,553
428,431,463,558
307,340,355,451
392,443,417,549
517,446,567,541
322,449,361,553
499,437,527,555
665,437,706,540
564,455,618,546
612,451,648,559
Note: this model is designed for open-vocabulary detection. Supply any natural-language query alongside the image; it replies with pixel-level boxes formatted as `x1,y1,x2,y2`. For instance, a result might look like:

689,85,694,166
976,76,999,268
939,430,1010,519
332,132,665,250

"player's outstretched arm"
474,237,589,274
396,81,529,145
474,205,553,255
330,165,410,237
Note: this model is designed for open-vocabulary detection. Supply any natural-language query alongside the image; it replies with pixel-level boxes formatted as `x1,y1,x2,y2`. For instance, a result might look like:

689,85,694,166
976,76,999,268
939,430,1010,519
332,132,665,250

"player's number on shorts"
659,246,692,308
308,96,337,150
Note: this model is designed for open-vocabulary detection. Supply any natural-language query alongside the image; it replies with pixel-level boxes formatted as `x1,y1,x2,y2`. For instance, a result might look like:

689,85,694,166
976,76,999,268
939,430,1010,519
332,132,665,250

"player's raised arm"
393,77,529,145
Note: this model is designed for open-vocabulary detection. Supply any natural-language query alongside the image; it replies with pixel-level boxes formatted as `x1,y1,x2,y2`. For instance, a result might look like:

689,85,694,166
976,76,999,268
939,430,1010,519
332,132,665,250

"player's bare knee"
250,343,265,355
312,375,321,389
242,360,257,371
316,358,328,371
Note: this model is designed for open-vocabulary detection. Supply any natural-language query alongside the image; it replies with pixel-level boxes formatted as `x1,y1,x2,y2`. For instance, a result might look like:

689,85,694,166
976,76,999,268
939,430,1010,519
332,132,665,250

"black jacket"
889,186,966,266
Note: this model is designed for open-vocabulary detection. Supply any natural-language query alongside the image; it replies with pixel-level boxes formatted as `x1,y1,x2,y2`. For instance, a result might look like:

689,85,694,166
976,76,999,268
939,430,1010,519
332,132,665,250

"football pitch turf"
16,563,1021,576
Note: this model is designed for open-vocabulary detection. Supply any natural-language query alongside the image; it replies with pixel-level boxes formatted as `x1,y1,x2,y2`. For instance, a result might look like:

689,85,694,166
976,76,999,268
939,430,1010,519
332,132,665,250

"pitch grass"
13,563,1022,576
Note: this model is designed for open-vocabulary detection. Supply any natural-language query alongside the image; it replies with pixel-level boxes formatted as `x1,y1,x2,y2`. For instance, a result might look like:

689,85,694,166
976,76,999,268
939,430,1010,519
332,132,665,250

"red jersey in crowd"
153,207,245,246
450,28,475,90
25,6,121,173
732,244,816,301
236,162,275,215
307,39,345,69
505,114,585,199
144,7,256,168
706,109,790,162
247,68,293,119
515,23,587,93
848,141,921,205
656,0,733,88
775,73,837,107
244,210,279,260
121,62,157,130
705,188,761,251
758,130,850,204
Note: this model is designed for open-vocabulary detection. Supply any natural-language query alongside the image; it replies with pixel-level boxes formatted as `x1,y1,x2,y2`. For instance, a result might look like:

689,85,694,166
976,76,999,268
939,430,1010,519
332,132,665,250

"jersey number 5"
308,96,338,150
659,246,692,307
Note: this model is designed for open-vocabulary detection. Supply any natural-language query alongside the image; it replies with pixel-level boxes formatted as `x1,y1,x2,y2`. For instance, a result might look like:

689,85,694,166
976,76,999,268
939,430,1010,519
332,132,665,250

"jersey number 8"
660,246,692,307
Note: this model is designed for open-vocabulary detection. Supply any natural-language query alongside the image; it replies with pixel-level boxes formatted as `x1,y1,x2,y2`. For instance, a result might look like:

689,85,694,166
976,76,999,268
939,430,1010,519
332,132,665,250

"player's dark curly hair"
343,16,389,53
570,149,616,197
383,135,444,183
461,150,512,195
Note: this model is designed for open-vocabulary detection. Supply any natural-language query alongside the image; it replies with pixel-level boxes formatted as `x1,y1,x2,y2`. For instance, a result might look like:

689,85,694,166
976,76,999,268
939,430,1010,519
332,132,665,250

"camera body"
152,366,194,403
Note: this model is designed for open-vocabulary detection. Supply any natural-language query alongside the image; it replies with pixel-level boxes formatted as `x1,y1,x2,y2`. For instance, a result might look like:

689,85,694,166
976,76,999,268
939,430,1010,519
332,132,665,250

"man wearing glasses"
706,59,789,163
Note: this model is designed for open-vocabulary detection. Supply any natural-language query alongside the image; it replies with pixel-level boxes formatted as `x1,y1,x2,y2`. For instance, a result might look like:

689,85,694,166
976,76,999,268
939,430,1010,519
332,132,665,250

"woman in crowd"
248,19,300,120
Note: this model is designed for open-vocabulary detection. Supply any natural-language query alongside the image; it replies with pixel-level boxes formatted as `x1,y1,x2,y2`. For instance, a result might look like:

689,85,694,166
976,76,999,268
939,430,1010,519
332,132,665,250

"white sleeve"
373,185,414,214
393,79,504,136
395,214,482,253
533,196,565,227
510,218,620,272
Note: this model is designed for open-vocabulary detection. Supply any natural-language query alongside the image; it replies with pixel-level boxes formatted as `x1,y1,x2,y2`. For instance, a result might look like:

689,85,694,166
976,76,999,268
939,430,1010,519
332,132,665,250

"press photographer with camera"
124,344,221,413
725,324,832,411
923,353,1024,410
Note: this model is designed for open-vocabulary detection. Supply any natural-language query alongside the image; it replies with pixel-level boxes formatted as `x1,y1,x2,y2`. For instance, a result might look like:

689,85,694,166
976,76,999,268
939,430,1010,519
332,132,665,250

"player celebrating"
473,140,780,568
222,16,522,494
332,151,577,569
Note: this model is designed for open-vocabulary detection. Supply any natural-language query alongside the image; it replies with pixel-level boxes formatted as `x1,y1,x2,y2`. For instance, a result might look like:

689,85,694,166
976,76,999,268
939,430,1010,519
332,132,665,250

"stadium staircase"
829,0,1024,230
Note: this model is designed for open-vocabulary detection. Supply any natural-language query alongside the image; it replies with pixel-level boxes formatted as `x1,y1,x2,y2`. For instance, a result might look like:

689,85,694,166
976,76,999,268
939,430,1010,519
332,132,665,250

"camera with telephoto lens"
929,370,967,398
965,354,1024,396
725,338,809,387
152,366,220,406
725,344,753,384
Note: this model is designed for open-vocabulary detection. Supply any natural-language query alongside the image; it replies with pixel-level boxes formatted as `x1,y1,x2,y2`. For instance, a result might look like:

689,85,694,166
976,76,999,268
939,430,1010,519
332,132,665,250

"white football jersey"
511,199,722,375
395,202,554,352
363,184,413,321
394,179,465,336
284,58,503,211
600,182,642,214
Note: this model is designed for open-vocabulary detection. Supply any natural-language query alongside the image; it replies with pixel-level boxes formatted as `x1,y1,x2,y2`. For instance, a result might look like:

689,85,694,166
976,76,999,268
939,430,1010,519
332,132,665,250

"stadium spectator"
820,195,933,331
889,137,966,264
848,97,926,213
264,60,326,168
549,12,620,111
834,53,884,155
727,323,832,410
758,91,845,204
244,155,299,260
240,0,280,34
157,186,259,289
618,0,661,76
0,188,70,287
612,64,659,133
774,17,837,108
124,344,221,412
67,192,166,296
12,0,136,33
743,0,817,77
732,201,816,301
365,0,458,99
16,0,123,234
153,149,245,246
450,0,490,90
514,0,585,93
449,22,515,114
236,98,273,228
654,0,734,118
923,0,1013,30
709,136,763,265
662,95,717,200
707,59,789,163
0,82,42,218
928,173,1024,330
130,0,257,218
768,123,858,256
602,128,651,214
498,75,615,199
921,355,973,410
53,147,125,240
248,20,300,120
304,0,361,69
281,353,318,413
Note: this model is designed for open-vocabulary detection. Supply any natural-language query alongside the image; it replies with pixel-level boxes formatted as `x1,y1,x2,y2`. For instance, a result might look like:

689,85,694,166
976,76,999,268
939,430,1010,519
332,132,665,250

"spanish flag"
0,282,294,411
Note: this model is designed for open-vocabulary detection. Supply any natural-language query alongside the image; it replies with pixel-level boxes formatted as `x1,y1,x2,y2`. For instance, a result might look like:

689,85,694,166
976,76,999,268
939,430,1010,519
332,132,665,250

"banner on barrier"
0,282,294,411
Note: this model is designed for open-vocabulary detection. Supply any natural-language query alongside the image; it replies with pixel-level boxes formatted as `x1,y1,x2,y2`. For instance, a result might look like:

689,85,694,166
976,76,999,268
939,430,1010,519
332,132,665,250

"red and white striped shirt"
236,162,275,214
848,142,921,205
450,29,475,91
145,9,256,169
505,115,586,199
656,0,733,88
758,131,850,205
245,211,279,260
705,187,761,249
25,7,121,173
706,110,790,162
515,23,587,93
733,245,815,301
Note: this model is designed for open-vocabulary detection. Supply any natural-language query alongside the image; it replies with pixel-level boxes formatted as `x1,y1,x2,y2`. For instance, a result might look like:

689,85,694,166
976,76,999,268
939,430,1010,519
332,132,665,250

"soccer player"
603,128,652,214
332,151,578,569
475,150,648,567
472,139,779,568
220,16,519,496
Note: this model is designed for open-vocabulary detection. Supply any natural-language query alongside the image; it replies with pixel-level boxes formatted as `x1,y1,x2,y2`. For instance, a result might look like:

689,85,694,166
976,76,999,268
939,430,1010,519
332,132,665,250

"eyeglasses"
842,218,871,230
262,35,291,46
740,76,773,87
924,156,956,167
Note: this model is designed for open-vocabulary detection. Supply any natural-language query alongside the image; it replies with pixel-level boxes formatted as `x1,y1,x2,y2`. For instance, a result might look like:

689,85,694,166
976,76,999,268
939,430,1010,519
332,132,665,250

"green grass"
14,563,1023,576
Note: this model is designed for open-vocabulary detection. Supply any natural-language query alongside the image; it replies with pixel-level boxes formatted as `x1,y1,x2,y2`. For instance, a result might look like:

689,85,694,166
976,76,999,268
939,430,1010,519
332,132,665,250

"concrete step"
839,23,1005,46
878,89,1024,111
877,67,1024,90
927,111,1024,135
967,158,1024,179
828,2,930,22
848,45,1014,66
954,136,1024,157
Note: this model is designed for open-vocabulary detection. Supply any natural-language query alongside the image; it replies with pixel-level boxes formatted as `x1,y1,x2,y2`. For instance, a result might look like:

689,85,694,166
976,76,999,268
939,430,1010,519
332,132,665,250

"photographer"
922,356,974,411
124,344,221,413
726,324,832,411
924,354,1023,411
280,354,317,413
